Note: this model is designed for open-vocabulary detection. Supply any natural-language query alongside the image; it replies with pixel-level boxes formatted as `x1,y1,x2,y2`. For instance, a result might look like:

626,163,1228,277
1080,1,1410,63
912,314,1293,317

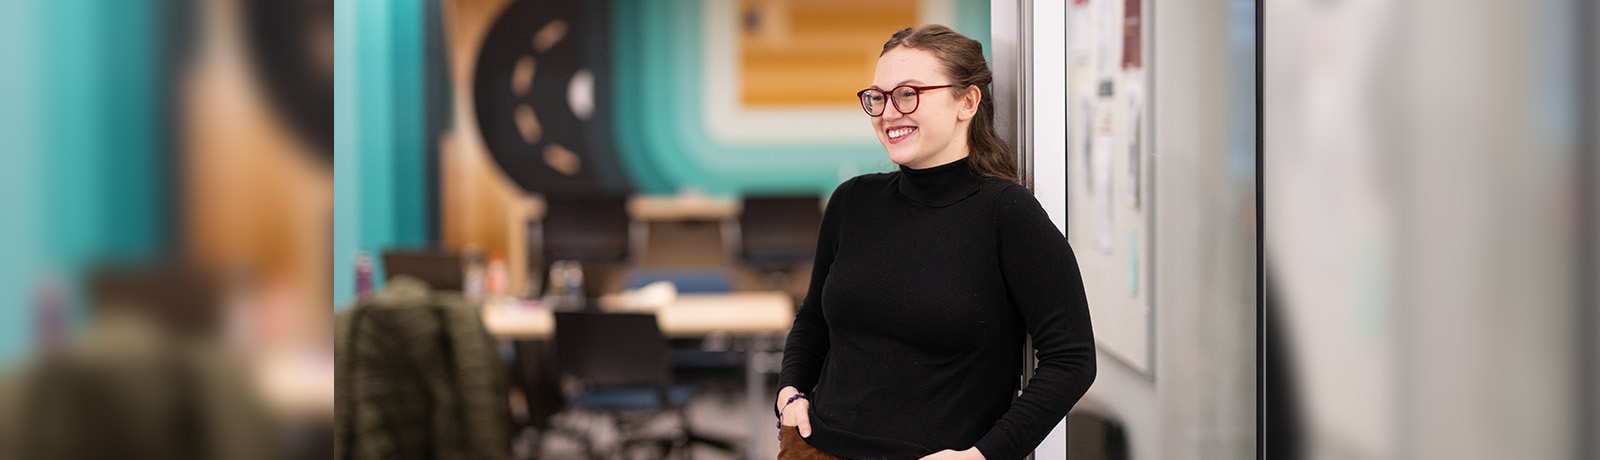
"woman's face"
869,47,977,169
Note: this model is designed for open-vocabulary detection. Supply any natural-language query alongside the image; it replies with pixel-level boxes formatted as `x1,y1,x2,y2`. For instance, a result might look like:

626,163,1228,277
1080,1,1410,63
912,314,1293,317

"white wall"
1026,0,1070,458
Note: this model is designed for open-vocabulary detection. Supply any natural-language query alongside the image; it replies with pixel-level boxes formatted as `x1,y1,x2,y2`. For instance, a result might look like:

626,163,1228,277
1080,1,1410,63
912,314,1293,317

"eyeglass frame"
855,84,955,117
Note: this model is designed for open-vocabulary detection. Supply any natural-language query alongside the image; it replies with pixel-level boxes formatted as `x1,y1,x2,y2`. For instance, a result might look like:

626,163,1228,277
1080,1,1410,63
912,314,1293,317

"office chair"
87,263,225,339
507,339,581,459
539,195,641,264
552,311,738,460
623,268,746,386
382,248,477,292
724,196,822,291
536,194,644,298
623,267,734,294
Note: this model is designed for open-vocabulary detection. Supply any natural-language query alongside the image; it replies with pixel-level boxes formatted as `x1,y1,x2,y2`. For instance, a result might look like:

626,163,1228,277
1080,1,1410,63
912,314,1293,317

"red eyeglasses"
855,84,954,116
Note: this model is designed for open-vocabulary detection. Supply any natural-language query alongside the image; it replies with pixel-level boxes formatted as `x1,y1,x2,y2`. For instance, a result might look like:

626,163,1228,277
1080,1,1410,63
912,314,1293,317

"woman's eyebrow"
869,79,925,90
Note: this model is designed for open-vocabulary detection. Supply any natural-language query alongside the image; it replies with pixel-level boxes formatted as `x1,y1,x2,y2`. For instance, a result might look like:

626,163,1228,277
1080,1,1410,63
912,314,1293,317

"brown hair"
880,25,1017,183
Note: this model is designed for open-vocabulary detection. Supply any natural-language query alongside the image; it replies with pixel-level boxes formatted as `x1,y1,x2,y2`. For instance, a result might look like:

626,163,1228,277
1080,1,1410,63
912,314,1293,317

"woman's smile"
886,125,918,144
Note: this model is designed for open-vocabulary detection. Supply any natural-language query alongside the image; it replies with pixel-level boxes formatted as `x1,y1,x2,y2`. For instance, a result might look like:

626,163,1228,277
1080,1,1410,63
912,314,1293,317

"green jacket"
335,276,512,460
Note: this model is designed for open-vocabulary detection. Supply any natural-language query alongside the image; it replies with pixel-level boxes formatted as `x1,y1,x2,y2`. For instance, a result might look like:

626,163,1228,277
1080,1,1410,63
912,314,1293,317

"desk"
627,195,741,221
483,291,792,460
482,291,792,339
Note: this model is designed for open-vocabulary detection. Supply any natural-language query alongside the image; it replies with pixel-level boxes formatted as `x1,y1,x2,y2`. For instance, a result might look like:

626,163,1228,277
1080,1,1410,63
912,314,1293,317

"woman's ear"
957,84,981,121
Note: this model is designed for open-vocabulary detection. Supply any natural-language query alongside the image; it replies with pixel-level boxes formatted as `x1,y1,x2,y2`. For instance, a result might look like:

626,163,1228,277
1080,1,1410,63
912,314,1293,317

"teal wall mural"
2,0,993,340
333,0,988,305
611,0,992,197
334,0,429,307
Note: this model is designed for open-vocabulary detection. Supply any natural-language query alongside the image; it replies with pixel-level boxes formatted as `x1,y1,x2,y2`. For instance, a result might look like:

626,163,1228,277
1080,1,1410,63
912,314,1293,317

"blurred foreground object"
1,0,332,457
2,265,284,460
1266,0,1593,459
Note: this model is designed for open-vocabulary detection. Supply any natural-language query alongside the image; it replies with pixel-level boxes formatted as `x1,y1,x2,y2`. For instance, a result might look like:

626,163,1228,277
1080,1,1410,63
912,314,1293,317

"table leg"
746,339,765,460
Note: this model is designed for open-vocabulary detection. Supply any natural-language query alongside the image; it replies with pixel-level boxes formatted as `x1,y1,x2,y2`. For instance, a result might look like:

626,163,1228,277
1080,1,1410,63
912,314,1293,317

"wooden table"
482,291,793,339
627,195,741,221
483,291,793,460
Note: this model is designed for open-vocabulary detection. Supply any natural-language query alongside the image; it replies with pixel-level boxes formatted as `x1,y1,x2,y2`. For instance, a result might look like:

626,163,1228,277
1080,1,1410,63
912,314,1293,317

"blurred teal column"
334,0,428,309
0,0,42,364
0,0,168,363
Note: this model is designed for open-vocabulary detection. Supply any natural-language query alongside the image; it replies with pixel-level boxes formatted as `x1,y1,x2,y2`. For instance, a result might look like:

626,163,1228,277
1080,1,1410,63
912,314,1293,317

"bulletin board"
1065,0,1154,375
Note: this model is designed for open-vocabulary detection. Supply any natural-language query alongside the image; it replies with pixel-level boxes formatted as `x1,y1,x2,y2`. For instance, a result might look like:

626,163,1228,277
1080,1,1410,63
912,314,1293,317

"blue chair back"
624,267,733,294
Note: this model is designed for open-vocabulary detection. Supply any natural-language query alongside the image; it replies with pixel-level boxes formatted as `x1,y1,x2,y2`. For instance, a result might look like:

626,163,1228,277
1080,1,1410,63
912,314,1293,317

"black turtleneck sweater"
777,157,1096,460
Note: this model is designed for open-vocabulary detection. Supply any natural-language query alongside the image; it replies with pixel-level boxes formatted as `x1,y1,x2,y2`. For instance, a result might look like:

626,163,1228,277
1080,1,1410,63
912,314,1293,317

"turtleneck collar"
895,156,983,207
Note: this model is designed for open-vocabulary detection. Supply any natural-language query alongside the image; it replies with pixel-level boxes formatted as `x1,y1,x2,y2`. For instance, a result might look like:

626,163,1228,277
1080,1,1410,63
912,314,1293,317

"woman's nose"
883,106,905,120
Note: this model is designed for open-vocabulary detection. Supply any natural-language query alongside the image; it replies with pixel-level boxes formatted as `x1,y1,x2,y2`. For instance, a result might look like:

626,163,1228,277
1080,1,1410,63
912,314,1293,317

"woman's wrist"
778,392,806,416
775,386,800,414
775,390,807,436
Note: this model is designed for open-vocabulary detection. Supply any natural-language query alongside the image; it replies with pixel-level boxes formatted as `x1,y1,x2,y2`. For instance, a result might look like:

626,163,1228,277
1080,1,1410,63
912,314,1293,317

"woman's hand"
917,448,986,460
776,386,812,437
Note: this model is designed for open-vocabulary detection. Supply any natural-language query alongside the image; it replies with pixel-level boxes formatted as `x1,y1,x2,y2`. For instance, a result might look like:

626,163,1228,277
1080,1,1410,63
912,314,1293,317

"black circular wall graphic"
473,0,629,197
244,0,334,159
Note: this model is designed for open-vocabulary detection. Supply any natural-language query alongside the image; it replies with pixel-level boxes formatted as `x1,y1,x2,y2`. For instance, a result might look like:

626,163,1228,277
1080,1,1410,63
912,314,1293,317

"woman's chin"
886,147,918,166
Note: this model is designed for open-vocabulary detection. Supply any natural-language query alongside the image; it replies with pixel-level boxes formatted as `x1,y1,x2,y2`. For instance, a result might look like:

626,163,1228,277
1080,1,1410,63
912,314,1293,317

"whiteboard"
1062,0,1154,375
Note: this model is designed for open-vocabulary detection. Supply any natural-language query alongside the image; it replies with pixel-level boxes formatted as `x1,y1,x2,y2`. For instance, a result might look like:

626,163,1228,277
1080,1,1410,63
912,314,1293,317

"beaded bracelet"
775,392,807,439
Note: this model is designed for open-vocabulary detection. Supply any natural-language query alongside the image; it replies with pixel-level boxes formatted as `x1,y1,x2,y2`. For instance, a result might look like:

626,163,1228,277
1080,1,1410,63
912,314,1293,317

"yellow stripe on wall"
739,0,919,107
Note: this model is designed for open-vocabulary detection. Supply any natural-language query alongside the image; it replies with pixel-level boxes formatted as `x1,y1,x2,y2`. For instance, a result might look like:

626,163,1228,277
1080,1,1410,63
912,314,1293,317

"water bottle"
355,250,373,300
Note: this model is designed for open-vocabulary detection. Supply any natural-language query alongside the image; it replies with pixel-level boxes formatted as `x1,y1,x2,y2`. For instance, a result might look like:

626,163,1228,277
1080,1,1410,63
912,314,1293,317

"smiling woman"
774,25,1097,460
865,48,971,170
865,27,1017,181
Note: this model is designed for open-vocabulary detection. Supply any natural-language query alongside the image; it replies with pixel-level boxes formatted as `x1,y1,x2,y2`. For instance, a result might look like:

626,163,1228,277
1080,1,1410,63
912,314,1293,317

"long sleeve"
776,177,857,414
973,185,1097,460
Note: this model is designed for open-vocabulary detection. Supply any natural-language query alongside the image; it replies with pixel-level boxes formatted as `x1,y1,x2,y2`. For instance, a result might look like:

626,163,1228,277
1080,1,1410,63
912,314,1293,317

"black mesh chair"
623,268,746,386
382,249,474,292
725,196,822,291
733,196,822,269
540,195,639,265
507,339,574,459
551,311,738,459
535,195,642,299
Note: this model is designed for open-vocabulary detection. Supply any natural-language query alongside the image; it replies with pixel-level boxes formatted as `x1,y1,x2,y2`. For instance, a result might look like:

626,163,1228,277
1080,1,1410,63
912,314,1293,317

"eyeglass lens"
860,86,921,116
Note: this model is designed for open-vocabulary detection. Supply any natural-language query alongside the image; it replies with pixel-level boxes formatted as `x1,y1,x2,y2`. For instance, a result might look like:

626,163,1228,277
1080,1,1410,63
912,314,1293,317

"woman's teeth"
888,127,916,140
